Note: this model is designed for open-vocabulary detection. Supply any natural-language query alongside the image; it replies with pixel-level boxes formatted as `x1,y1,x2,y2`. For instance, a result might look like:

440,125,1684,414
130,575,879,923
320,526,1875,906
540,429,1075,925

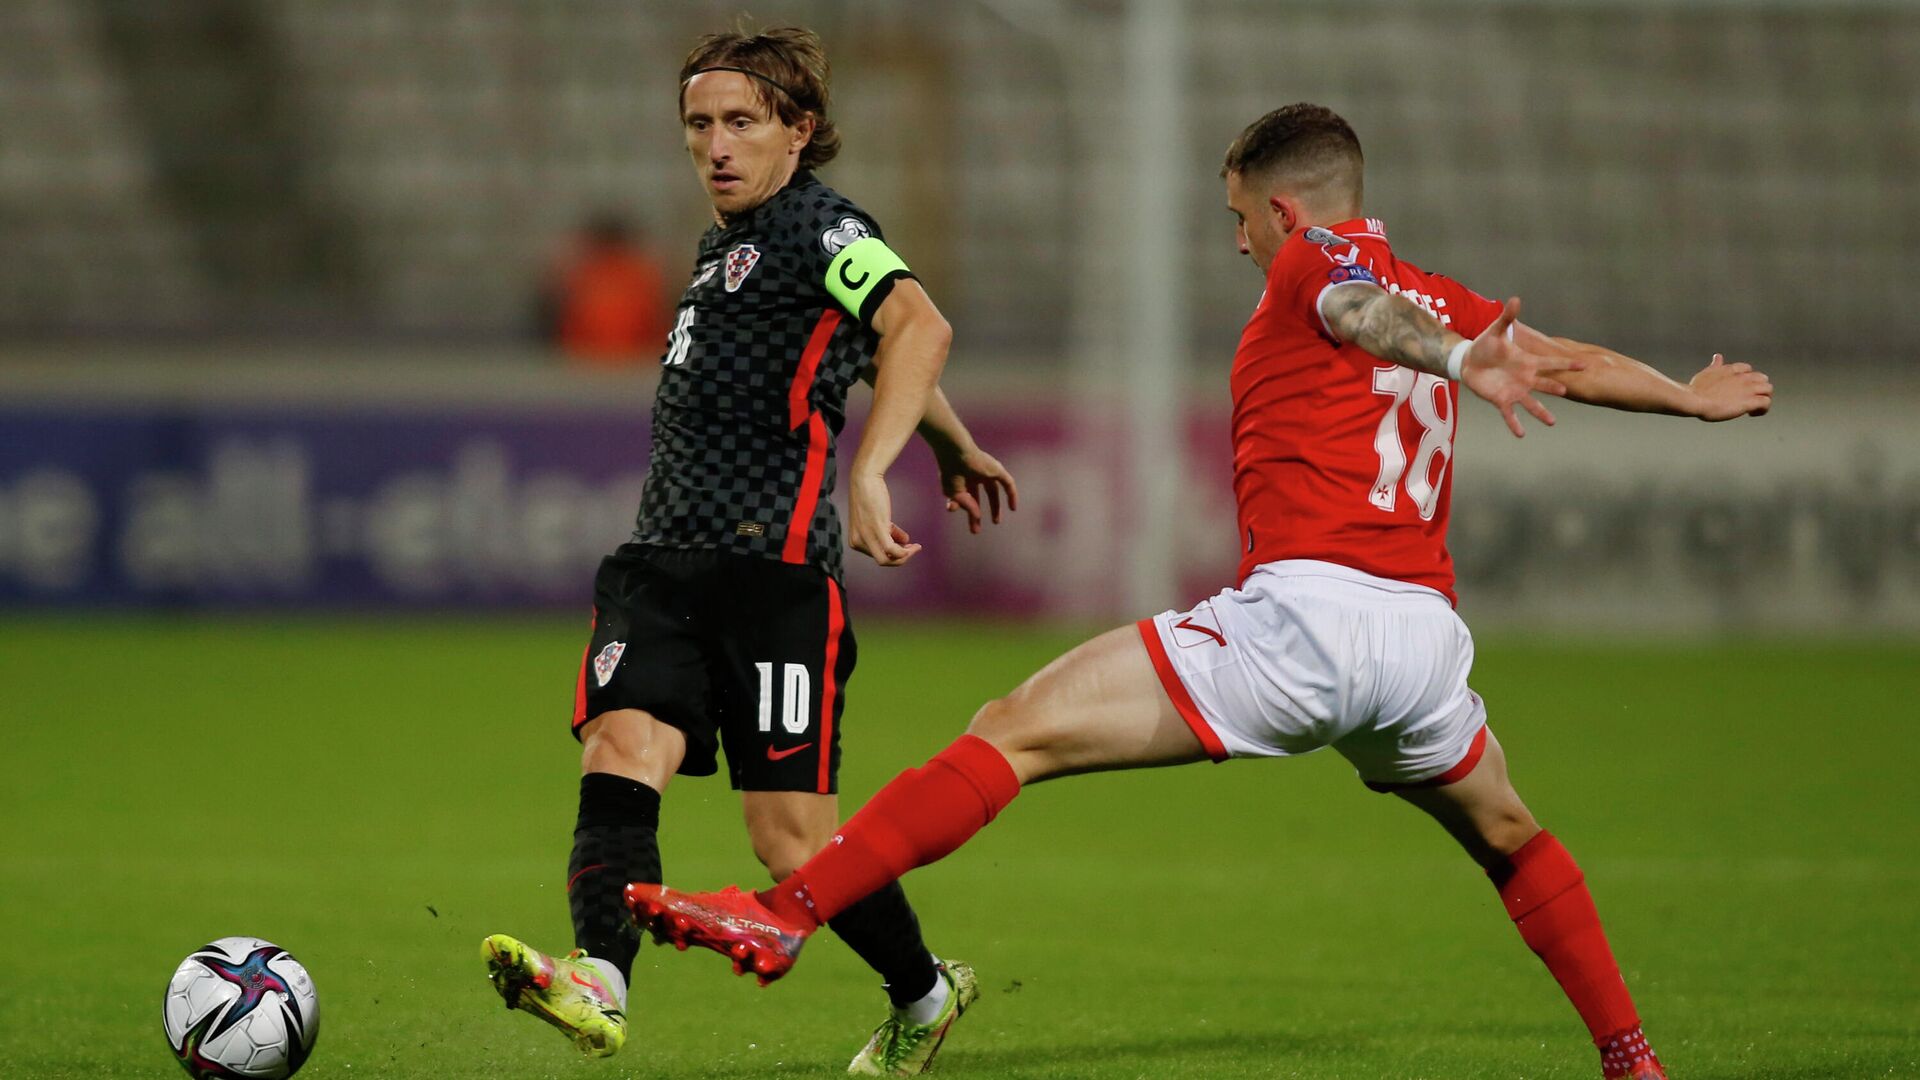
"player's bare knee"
749,823,829,881
1479,805,1542,858
969,691,1062,753
964,695,1060,781
579,709,683,783
761,850,809,882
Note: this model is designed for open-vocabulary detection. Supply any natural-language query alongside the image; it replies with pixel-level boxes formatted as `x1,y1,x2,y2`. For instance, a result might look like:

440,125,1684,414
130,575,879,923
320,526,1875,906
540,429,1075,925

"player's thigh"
968,623,1210,784
740,790,839,880
577,709,688,792
1392,728,1541,870
573,547,725,778
710,558,854,795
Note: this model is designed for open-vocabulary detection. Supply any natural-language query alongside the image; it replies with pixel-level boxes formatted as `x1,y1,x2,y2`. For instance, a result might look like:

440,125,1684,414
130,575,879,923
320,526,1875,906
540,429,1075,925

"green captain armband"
825,236,913,322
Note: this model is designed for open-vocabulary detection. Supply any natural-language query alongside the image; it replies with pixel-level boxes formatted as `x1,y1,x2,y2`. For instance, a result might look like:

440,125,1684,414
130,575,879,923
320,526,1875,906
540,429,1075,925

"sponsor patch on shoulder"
592,641,627,688
1328,265,1376,285
1302,226,1346,247
819,215,870,256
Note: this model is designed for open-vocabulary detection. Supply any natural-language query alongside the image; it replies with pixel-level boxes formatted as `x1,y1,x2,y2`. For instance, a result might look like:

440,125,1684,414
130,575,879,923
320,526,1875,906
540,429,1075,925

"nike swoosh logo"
570,971,604,993
766,743,814,762
1174,617,1226,647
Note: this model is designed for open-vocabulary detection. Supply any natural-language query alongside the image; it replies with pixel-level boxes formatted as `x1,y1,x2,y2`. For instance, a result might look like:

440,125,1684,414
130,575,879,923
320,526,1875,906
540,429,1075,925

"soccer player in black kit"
482,26,1017,1075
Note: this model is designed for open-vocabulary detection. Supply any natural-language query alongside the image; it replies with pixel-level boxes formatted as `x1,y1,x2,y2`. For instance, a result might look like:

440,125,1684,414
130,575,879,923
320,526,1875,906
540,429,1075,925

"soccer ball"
162,937,320,1079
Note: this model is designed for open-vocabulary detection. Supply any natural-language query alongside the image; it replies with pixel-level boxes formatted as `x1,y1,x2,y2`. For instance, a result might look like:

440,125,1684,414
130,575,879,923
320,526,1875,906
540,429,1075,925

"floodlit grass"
2,618,1914,1078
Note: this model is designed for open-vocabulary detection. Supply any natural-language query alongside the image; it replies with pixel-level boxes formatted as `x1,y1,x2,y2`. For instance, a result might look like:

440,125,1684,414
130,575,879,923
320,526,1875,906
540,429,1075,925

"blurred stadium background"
3,4,1919,1077
3,0,1917,630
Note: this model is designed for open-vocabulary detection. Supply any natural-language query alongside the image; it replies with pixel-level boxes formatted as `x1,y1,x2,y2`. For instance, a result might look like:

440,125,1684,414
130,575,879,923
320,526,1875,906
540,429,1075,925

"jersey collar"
717,168,819,232
1271,216,1387,276
1315,216,1386,242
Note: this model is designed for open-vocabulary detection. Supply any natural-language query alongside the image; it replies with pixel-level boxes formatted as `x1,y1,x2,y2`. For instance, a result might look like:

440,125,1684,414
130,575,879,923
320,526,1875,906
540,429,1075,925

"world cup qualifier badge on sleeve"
818,215,869,255
1303,225,1363,266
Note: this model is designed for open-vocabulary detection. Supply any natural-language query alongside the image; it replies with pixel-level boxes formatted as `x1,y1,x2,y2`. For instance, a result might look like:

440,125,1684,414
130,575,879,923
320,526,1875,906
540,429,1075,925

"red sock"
759,734,1020,928
1492,831,1657,1078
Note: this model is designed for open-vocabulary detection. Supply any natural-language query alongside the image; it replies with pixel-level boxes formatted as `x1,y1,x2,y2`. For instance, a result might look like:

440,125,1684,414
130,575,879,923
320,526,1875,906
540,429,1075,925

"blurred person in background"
484,24,1016,1076
539,211,673,365
630,103,1774,1080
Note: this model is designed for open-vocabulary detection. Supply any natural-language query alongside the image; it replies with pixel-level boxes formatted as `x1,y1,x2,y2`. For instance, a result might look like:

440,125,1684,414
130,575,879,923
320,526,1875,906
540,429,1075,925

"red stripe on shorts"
571,607,598,732
572,646,590,728
1365,724,1488,792
817,578,845,793
1135,617,1230,762
1426,723,1489,786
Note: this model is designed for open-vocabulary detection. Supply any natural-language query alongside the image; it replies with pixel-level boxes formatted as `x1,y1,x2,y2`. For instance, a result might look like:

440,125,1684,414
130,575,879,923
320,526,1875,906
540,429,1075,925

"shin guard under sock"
826,881,940,1007
1491,831,1656,1076
567,772,662,980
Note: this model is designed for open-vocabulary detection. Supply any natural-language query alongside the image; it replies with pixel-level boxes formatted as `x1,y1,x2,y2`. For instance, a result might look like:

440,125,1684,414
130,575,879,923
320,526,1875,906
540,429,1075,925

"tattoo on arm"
1318,284,1460,379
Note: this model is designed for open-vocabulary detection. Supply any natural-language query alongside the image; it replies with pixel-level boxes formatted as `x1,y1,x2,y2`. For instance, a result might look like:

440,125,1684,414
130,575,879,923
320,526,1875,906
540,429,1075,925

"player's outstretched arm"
1320,284,1580,437
1509,325,1773,421
860,371,1020,535
849,279,952,566
915,388,1019,534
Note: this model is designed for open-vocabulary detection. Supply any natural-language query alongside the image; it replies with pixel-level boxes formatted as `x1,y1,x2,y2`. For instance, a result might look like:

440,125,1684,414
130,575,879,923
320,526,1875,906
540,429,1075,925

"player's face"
1224,169,1286,273
682,72,812,219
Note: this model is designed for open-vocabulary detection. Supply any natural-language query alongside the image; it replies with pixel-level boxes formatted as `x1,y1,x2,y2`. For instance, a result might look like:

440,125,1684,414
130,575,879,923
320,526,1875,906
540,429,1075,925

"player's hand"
1462,297,1586,438
1687,354,1773,420
848,472,922,567
935,444,1019,534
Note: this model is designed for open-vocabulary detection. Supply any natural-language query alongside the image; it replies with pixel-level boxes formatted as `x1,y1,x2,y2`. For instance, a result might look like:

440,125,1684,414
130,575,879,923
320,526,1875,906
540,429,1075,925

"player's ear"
789,112,816,154
1269,195,1297,236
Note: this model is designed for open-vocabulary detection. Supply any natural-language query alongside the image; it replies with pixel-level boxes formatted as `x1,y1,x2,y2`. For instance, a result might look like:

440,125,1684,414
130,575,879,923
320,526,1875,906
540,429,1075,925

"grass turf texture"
1,618,1915,1079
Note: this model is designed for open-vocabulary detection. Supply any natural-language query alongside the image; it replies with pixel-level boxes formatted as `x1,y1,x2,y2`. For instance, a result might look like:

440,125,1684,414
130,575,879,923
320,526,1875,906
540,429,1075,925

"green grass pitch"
1,617,1915,1078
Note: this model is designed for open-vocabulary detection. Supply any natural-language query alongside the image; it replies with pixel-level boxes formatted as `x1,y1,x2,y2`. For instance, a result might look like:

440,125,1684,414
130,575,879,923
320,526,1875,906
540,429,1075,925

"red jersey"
1230,218,1501,604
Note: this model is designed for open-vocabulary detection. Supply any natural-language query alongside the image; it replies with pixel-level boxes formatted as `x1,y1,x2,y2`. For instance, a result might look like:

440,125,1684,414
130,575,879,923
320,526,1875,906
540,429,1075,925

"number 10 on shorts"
755,662,811,734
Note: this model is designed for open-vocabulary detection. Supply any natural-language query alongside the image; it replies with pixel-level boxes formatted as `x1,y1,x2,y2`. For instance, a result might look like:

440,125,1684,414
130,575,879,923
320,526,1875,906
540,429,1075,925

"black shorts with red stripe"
572,544,854,794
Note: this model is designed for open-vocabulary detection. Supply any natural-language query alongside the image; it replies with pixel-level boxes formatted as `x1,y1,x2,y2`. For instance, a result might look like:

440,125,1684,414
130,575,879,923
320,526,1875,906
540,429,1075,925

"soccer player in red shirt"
629,104,1773,1079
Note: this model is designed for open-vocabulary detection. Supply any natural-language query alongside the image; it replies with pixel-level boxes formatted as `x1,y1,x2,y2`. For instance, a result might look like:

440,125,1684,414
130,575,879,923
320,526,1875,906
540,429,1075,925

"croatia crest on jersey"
724,244,761,293
593,641,626,687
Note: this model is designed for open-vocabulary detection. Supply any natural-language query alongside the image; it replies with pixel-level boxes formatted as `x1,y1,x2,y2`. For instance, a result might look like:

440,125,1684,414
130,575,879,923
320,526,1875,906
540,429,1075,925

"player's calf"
1394,732,1659,1079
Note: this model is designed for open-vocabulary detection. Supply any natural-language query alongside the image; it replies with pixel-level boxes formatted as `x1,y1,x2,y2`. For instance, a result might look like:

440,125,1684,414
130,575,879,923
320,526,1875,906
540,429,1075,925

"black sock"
826,881,940,1007
567,772,662,981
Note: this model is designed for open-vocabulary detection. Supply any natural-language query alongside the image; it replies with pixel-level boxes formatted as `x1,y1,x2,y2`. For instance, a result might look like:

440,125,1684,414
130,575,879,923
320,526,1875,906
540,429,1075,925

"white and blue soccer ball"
162,937,320,1079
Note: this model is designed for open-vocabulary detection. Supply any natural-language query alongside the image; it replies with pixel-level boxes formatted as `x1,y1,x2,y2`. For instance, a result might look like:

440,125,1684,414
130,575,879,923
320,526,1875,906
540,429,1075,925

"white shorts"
1137,559,1487,790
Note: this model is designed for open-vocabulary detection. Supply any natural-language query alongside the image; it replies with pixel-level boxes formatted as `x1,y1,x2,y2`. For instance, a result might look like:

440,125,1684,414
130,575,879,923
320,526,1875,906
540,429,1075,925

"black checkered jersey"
631,170,915,580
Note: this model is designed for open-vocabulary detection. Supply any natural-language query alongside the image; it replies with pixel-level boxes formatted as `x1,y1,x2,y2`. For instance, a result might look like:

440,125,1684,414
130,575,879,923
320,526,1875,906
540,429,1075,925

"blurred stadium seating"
1,1,1915,629
3,1,1916,361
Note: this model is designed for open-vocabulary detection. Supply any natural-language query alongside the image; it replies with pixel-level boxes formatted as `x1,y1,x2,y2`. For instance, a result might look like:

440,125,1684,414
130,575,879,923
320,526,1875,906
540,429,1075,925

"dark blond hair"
1222,103,1363,206
679,26,840,170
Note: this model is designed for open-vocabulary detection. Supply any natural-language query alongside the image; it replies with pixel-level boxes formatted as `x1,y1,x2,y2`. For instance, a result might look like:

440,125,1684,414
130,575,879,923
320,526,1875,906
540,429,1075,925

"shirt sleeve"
803,203,915,323
1269,230,1385,343
1426,272,1504,340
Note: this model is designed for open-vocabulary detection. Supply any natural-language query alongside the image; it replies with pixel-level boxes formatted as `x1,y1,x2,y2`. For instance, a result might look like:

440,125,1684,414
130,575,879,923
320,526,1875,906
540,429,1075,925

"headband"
683,65,799,101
